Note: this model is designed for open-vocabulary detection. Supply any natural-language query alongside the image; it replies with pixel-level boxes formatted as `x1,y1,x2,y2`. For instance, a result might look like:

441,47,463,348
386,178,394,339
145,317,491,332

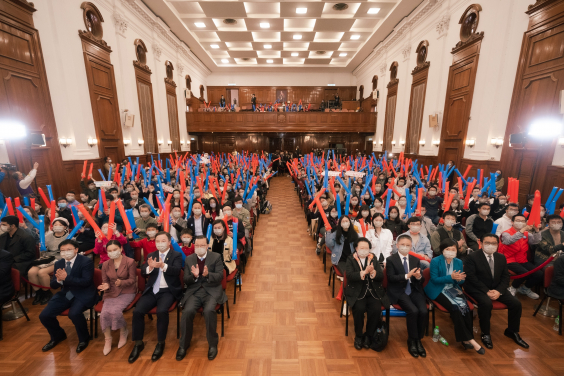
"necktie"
488,255,495,278
403,257,411,295
65,262,74,300
153,253,164,294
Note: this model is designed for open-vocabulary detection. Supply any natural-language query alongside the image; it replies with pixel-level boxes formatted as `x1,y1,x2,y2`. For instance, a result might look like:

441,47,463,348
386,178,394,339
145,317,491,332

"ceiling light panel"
243,2,280,18
283,19,316,32
251,31,281,42
314,32,345,43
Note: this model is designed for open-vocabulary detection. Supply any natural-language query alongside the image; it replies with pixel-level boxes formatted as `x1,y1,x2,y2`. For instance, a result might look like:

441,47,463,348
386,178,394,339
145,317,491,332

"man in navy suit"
129,231,182,363
39,239,97,353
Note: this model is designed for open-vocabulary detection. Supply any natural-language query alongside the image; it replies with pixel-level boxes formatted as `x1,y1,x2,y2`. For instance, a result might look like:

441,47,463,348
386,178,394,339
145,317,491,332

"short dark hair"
194,235,208,244
146,223,159,230
354,237,372,249
477,202,491,209
233,195,243,204
57,197,67,202
67,191,76,195
547,214,563,223
106,240,123,249
58,239,79,250
155,231,171,241
439,238,458,252
396,234,412,244
443,211,457,220
1,215,19,227
180,228,194,237
481,233,499,243
407,216,421,225
507,203,519,209
512,214,526,222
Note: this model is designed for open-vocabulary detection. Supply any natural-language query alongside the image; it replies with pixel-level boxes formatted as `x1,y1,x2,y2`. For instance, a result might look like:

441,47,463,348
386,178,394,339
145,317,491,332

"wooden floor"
2,177,564,375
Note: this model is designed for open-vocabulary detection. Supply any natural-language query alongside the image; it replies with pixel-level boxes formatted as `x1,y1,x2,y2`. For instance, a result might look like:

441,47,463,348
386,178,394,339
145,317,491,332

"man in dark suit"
464,233,529,349
186,201,211,237
219,95,226,108
0,215,36,277
39,239,97,353
177,236,227,361
251,93,257,111
0,249,15,341
386,234,427,358
129,232,182,363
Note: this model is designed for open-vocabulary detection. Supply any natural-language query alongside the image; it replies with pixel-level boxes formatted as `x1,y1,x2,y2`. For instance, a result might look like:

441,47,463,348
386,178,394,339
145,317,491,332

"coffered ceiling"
142,0,423,71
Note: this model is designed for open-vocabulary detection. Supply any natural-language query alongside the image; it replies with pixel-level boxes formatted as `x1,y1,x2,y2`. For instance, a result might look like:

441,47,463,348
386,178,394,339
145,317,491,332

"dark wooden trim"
133,61,158,154
405,63,430,155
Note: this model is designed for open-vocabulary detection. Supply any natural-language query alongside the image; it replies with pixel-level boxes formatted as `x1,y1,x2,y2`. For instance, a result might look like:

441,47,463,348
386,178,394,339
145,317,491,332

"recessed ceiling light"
221,59,229,63
291,52,299,57
367,8,381,14
327,84,335,86
296,8,307,14
228,83,237,86
210,44,219,49
339,52,347,57
293,34,302,40
194,22,206,28
260,22,270,28
350,35,360,40
264,44,272,49
267,59,273,63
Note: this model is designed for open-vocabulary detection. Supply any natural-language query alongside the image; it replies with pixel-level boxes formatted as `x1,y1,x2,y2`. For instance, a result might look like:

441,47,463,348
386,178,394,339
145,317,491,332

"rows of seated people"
290,163,564,357
0,169,269,363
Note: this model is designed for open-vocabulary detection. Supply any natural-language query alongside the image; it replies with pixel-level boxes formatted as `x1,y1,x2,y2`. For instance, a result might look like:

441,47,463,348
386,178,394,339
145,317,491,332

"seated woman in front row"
424,238,485,354
208,219,237,275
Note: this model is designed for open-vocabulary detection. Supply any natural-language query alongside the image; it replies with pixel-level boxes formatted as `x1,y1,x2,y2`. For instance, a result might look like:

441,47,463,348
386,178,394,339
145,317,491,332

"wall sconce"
490,138,503,148
379,140,383,145
180,140,185,145
87,137,98,147
138,139,145,146
391,140,396,146
559,138,564,148
123,139,131,146
187,140,191,144
419,140,426,146
167,140,173,145
432,140,440,147
399,140,405,146
465,139,476,147
158,139,163,146
59,138,72,147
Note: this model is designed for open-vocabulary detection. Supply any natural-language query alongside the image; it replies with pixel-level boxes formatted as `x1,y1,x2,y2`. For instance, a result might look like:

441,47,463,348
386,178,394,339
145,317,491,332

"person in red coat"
128,223,158,261
498,214,542,299
180,229,195,257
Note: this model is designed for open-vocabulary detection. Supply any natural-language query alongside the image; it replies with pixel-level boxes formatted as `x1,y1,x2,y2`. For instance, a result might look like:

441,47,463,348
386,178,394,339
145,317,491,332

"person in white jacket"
365,213,394,264
12,162,38,198
494,203,520,236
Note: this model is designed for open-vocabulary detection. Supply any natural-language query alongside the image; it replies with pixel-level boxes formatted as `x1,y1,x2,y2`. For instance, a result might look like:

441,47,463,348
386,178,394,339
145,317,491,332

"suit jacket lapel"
71,255,82,277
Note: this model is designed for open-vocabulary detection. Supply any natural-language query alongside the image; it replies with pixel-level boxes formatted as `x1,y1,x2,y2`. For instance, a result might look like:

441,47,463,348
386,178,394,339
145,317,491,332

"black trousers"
434,293,474,342
351,294,382,338
395,290,427,340
132,289,175,342
180,288,218,348
507,262,543,288
470,291,522,335
39,292,90,343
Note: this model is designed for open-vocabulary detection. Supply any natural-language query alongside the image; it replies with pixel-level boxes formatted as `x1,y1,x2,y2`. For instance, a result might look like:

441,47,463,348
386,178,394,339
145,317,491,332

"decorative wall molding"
177,63,184,78
152,43,162,61
436,14,450,39
113,13,128,38
401,44,411,61
379,63,387,77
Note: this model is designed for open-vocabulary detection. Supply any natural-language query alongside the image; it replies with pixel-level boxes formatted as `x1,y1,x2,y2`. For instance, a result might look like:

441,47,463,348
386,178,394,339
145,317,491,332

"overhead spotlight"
260,22,270,28
210,44,219,49
194,22,206,28
221,59,229,63
293,34,302,40
0,121,26,140
291,52,299,57
296,8,307,14
264,44,272,49
350,35,360,40
339,52,347,57
367,8,381,14
529,118,562,138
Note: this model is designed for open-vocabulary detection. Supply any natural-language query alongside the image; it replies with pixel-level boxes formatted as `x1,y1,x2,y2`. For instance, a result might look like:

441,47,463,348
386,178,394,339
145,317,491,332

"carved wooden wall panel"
133,50,158,154
405,47,430,155
383,94,397,151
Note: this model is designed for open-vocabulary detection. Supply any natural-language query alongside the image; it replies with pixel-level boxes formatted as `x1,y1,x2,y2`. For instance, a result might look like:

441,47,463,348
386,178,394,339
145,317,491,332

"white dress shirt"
147,249,170,288
194,216,203,236
58,254,77,284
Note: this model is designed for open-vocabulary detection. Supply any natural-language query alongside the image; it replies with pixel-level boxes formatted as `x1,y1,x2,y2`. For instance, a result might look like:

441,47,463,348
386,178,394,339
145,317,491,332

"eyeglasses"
483,242,498,246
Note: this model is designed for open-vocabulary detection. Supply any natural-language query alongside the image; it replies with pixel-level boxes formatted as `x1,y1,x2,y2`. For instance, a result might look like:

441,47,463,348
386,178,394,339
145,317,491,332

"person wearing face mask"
65,191,79,209
353,205,372,236
314,199,336,255
465,203,494,252
326,216,359,275
425,238,485,354
469,193,492,216
344,238,389,350
490,194,508,221
494,203,519,236
96,193,124,232
495,170,504,191
129,223,159,262
94,223,128,266
39,239,97,354
187,202,211,238
79,192,96,210
431,212,468,257
417,207,437,240
55,197,75,230
179,229,195,257
125,190,141,216
464,234,529,349
207,220,236,275
134,205,158,239
349,197,361,218
365,214,393,263
98,240,137,355
170,189,183,209
178,236,228,361
422,186,443,225
104,156,115,180
396,217,433,270
384,206,406,240
386,234,427,358
27,218,70,305
80,178,99,201
499,214,542,298
167,207,187,242
536,214,564,267
372,197,385,214
232,196,251,246
129,232,182,363
0,215,36,279
394,177,409,200
207,197,221,221
74,208,97,254
220,202,245,244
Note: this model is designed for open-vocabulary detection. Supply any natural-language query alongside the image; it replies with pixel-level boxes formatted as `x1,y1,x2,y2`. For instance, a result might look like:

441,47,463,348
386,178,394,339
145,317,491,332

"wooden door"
270,138,282,153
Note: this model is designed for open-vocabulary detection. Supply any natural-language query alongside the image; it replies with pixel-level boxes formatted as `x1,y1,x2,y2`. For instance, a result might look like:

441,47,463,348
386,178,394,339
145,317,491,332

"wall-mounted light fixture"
391,140,396,146
465,139,476,147
180,140,185,145
138,139,145,146
187,140,191,144
59,138,72,147
419,140,426,146
123,139,131,146
379,140,383,145
490,138,503,148
167,140,172,145
432,140,440,147
158,139,163,146
399,140,405,146
87,137,98,147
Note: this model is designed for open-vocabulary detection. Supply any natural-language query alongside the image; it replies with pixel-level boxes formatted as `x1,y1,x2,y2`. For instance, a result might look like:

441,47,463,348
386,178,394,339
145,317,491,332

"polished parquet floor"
2,177,564,375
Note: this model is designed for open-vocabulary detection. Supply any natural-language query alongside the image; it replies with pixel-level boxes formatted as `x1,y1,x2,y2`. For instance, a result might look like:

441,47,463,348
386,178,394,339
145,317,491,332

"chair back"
133,247,142,263
222,270,227,290
544,266,554,289
93,269,103,287
11,268,20,293
382,267,387,289
136,268,146,292
422,267,430,288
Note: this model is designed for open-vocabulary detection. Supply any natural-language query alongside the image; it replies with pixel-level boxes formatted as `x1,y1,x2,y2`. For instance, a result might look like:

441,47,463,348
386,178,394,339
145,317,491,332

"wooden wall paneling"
133,41,158,154
383,62,399,152
0,0,69,200
500,0,564,204
405,41,430,155
164,61,181,152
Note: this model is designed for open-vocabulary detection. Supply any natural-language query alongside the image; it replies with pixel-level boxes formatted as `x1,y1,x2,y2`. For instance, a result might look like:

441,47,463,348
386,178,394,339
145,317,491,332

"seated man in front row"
177,236,227,361
39,240,97,353
464,233,529,349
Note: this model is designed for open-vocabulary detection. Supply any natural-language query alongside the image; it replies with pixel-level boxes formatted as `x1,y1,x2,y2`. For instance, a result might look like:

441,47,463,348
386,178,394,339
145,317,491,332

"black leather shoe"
76,340,89,354
208,346,218,360
407,339,419,358
462,342,474,350
39,290,53,305
476,346,486,355
152,343,165,361
32,290,43,305
481,334,493,349
42,334,67,352
504,329,529,349
176,347,187,361
362,334,371,349
354,337,363,350
128,343,144,363
416,340,426,357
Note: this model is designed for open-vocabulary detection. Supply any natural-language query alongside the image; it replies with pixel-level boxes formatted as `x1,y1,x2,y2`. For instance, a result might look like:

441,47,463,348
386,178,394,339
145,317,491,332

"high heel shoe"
118,328,128,349
476,346,485,355
462,342,474,350
103,338,112,356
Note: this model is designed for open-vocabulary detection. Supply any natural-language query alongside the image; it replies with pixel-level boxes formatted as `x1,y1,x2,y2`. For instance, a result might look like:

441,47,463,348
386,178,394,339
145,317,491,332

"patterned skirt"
100,293,135,331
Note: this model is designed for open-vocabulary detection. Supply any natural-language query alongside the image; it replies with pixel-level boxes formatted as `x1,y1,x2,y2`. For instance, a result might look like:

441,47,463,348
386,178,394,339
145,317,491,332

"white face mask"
108,250,121,259
428,191,436,197
351,201,358,206
156,242,168,252
374,220,383,228
146,230,157,238
483,244,497,255
102,228,108,235
330,212,338,218
375,202,382,208
499,200,507,205
361,211,369,218
357,249,370,258
223,210,232,217
60,250,75,260
172,211,182,219
550,223,563,231
195,246,207,257
389,213,398,219
507,210,518,218
235,204,243,209
444,219,455,227
210,203,216,208
174,194,180,199
181,237,192,244
341,222,350,230
53,226,65,233
443,250,457,259
141,211,150,218
480,210,490,216
398,245,410,256
193,209,202,216
514,222,526,230
410,225,421,234
214,229,224,236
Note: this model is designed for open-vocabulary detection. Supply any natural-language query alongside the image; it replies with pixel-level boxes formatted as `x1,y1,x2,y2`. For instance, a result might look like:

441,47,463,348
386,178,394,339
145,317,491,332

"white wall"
206,71,356,87
33,0,210,160
354,0,535,162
